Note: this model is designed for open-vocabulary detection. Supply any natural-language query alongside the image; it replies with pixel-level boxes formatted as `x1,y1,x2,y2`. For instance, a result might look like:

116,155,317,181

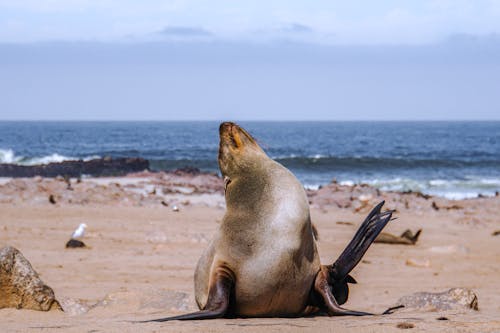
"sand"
1,175,500,332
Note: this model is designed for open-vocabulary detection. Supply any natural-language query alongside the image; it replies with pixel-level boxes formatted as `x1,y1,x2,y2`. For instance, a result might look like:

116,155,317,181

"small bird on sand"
66,223,88,248
71,223,87,239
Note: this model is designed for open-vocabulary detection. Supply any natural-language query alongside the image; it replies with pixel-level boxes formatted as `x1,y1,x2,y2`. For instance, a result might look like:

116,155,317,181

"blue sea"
0,121,499,200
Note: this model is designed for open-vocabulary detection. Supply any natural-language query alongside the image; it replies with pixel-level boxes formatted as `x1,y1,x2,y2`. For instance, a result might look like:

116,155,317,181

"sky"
1,0,500,120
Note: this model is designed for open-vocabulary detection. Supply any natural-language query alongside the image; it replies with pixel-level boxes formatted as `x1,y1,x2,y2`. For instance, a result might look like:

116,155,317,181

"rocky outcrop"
0,246,60,311
392,288,478,312
0,157,149,178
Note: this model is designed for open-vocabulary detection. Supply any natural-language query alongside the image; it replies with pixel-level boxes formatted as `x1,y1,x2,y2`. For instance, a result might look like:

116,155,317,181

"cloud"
280,22,313,33
158,26,212,37
445,32,500,44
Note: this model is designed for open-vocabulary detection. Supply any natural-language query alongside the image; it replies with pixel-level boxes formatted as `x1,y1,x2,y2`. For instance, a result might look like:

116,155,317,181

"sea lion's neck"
225,173,270,215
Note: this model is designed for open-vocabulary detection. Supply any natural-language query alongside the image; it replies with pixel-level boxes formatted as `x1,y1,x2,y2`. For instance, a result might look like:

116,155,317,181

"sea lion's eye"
224,176,232,193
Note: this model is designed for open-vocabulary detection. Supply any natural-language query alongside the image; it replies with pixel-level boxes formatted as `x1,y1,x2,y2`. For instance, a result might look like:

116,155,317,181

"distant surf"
0,148,99,166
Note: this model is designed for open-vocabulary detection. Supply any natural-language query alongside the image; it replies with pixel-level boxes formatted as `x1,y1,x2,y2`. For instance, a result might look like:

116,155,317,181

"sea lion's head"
218,122,266,181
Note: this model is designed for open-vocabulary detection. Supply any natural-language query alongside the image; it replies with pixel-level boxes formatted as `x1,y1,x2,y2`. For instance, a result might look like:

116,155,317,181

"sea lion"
375,229,422,245
145,122,394,321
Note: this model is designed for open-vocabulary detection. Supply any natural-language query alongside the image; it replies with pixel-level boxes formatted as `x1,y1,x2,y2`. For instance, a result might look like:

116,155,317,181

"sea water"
0,121,499,199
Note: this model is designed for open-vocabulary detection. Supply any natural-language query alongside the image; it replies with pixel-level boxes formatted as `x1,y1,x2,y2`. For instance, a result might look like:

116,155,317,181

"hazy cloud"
281,23,313,34
1,1,500,44
158,26,212,38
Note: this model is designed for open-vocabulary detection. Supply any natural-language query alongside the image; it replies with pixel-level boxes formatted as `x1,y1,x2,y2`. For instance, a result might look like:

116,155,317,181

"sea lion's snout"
218,122,263,177
219,122,256,149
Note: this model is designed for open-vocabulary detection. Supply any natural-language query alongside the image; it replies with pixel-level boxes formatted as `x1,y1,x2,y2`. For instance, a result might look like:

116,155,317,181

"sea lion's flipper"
142,267,235,322
329,201,394,281
400,229,422,244
314,267,372,316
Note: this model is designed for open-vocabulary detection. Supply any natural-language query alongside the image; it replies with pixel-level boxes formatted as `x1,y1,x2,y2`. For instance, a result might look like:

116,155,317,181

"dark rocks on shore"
0,246,61,311
0,157,149,178
172,166,202,175
65,239,86,248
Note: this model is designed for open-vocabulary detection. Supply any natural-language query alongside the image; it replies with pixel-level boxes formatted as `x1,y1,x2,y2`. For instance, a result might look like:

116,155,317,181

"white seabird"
71,223,87,239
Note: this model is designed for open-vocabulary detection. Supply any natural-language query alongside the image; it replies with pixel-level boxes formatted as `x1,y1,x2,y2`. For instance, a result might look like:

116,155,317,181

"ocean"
0,121,499,200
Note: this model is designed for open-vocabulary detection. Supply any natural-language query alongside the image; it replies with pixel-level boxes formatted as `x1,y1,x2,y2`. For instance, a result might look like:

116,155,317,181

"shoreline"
0,169,498,210
1,154,499,200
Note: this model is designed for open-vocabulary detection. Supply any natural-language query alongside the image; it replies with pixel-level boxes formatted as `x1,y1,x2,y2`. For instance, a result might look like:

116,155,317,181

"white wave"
0,148,100,166
82,155,101,162
303,184,320,190
271,153,329,160
0,149,22,164
337,177,500,200
23,153,77,165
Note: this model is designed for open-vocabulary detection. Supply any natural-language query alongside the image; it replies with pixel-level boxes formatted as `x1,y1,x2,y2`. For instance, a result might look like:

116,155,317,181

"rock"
336,221,354,226
0,246,60,311
49,194,57,204
58,297,92,316
393,288,478,312
172,166,201,175
358,194,373,202
65,239,86,248
405,258,431,268
0,157,149,178
396,322,415,329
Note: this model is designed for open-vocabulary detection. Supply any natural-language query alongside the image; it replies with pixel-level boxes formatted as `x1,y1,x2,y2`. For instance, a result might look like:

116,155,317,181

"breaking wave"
0,148,99,166
340,177,500,200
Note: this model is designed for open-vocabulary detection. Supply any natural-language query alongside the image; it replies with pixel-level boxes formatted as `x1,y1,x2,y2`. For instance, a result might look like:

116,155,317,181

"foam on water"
0,148,99,166
360,177,500,200
0,149,21,164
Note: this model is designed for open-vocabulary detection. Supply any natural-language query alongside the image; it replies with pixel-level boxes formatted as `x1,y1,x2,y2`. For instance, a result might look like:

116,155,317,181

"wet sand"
1,174,499,332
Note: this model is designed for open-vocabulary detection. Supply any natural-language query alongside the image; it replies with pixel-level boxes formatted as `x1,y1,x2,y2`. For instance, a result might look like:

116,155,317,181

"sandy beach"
1,172,500,332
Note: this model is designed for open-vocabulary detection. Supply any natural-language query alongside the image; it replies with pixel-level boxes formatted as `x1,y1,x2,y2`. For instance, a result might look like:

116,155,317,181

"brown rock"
65,239,86,248
0,246,60,311
397,322,415,329
405,258,431,268
393,288,478,312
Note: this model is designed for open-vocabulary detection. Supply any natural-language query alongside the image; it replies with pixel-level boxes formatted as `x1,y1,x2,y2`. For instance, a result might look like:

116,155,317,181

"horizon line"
1,119,500,122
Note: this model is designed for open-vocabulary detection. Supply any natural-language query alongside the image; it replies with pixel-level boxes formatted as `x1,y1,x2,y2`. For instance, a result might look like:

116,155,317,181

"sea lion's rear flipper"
141,267,235,322
329,201,394,281
323,201,394,308
400,229,422,244
314,267,372,316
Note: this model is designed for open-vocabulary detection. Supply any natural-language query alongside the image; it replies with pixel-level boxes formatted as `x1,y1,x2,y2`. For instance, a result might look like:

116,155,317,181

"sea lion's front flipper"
142,267,235,322
329,201,394,281
314,267,372,316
